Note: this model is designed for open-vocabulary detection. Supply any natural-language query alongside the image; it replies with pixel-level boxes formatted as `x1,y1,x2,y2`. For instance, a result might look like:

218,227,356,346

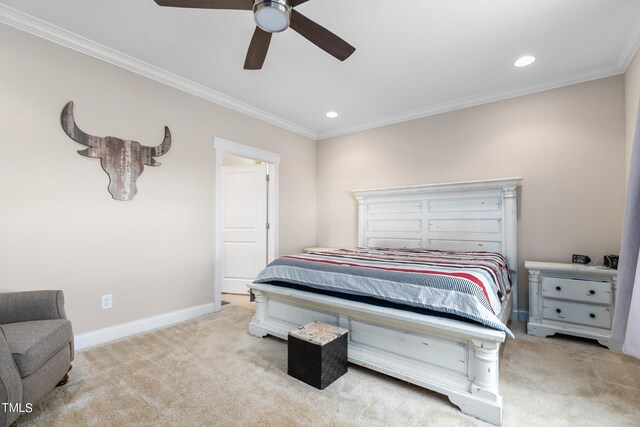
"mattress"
253,248,514,337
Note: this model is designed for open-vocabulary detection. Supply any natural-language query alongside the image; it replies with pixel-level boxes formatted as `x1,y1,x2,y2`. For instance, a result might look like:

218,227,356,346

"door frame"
213,137,281,311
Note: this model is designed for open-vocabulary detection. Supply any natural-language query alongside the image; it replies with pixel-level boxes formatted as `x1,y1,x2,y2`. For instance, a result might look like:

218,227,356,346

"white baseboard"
74,303,217,351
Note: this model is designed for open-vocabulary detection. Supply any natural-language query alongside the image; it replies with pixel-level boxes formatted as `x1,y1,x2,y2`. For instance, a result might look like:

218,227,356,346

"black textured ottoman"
287,321,348,390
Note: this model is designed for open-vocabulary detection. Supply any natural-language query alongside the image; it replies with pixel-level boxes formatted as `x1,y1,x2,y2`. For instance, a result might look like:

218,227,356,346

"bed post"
447,338,502,425
248,290,269,338
471,339,501,400
502,183,519,321
450,338,503,425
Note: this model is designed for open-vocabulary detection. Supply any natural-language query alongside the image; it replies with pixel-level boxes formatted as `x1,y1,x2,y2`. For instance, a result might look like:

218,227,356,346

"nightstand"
526,261,620,350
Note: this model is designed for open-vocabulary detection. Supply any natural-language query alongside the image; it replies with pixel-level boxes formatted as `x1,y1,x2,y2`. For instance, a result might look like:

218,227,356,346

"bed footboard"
248,283,507,425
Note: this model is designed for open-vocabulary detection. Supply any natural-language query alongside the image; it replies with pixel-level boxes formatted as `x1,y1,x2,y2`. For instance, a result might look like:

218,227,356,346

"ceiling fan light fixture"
254,0,290,33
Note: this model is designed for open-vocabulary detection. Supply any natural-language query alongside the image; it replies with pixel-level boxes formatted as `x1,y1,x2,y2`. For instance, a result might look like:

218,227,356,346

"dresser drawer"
541,277,611,304
542,300,611,329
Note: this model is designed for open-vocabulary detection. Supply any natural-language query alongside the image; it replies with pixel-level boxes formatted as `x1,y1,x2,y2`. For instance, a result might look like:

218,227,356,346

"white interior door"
222,164,268,294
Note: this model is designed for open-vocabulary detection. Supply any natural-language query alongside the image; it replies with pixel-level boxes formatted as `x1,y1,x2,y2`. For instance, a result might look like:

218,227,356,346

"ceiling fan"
153,0,356,70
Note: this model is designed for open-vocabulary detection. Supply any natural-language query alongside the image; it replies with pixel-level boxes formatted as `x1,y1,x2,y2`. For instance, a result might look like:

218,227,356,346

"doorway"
221,158,267,294
213,138,280,311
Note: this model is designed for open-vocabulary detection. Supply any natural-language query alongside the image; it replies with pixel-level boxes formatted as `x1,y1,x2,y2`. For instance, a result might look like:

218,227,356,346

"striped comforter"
254,248,514,337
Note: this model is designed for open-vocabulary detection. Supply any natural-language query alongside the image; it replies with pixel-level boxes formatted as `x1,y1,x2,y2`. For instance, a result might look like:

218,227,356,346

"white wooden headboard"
353,177,522,319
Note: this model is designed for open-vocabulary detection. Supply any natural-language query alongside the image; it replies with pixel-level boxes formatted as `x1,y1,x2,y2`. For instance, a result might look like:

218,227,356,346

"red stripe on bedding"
282,255,494,314
322,249,509,295
369,258,504,294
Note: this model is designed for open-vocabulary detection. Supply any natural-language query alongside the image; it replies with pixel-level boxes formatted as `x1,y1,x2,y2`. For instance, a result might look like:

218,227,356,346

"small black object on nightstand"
604,254,619,269
288,321,348,390
572,254,591,264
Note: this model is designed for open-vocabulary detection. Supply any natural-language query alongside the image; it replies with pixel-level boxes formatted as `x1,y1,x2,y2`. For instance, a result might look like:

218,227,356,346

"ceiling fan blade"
244,27,273,70
289,10,355,61
289,0,311,6
153,0,253,10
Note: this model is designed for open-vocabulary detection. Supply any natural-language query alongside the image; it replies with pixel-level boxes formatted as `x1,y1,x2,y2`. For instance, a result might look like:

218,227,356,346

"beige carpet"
14,295,640,426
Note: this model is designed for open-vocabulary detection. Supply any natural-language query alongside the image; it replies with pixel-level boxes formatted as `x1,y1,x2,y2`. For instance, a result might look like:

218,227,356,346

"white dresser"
526,261,619,350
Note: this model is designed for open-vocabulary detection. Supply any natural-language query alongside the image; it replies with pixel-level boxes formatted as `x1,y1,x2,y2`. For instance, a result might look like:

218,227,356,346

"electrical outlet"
101,294,112,310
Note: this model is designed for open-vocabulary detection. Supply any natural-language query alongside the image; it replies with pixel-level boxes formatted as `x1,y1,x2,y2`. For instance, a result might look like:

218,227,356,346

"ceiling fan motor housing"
254,0,291,33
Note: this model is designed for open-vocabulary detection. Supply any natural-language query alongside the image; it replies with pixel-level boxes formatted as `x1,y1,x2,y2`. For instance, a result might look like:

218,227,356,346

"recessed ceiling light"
326,111,338,118
514,55,536,67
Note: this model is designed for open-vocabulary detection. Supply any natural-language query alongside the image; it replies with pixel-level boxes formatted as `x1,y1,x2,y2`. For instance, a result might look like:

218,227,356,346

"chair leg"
56,365,72,387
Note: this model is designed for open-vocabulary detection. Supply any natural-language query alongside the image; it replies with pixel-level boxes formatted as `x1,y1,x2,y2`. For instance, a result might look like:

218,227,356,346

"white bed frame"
248,177,521,425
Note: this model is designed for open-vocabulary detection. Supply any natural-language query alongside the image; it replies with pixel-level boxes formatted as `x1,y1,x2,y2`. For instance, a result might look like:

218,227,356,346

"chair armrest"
0,329,22,427
0,290,67,324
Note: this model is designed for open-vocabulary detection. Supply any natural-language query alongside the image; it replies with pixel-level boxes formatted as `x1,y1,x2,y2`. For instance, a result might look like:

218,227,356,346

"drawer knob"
589,290,595,295
556,308,562,313
555,286,561,291
590,313,596,318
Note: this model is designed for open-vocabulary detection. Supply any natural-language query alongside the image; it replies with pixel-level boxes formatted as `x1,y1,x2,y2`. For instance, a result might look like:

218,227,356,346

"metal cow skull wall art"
61,101,171,201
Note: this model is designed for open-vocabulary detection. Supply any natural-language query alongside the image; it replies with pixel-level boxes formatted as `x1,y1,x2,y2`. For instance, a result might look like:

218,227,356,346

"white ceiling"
2,0,640,139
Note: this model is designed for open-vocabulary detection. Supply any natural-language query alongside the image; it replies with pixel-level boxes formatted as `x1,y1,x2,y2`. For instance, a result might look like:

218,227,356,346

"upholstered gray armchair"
0,291,74,427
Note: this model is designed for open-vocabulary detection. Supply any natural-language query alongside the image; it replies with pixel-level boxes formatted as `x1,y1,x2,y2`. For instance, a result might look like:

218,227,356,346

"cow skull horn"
149,126,171,158
60,101,105,152
141,127,171,167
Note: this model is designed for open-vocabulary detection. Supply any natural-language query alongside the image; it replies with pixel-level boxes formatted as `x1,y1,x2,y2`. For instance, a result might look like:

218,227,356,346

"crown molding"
2,4,637,143
617,7,640,71
317,65,623,140
0,4,318,140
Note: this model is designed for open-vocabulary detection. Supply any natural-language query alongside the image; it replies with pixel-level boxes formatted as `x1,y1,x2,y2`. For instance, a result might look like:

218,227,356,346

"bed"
248,177,521,425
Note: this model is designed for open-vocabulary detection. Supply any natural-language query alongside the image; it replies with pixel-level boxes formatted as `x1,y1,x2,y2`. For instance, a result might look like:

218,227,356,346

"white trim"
0,4,316,140
213,138,280,310
214,147,224,312
74,303,215,351
317,66,622,139
214,138,281,165
618,7,640,71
